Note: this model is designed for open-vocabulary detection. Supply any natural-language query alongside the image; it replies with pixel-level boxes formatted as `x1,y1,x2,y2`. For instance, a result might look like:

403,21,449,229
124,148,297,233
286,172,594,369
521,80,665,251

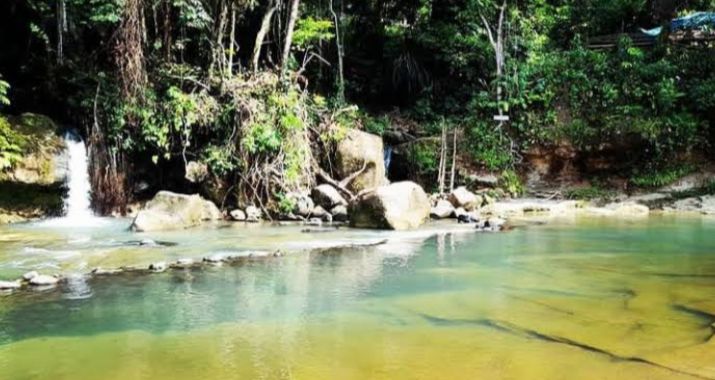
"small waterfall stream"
37,132,99,228
63,132,94,221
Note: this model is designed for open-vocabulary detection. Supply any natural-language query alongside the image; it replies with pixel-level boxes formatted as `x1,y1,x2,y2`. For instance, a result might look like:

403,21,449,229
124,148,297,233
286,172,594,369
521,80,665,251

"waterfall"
63,132,94,221
384,145,393,172
36,132,99,227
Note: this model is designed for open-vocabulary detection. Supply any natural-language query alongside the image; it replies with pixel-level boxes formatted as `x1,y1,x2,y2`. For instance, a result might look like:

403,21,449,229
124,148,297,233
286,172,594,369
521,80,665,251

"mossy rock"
1,113,67,185
0,181,65,223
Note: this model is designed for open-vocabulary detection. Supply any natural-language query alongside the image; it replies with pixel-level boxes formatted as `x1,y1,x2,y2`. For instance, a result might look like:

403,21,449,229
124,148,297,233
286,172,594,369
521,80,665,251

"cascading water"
62,132,94,222
36,132,99,228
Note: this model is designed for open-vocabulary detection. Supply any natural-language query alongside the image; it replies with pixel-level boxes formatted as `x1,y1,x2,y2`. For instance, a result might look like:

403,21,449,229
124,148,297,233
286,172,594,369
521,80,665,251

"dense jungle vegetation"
0,0,714,213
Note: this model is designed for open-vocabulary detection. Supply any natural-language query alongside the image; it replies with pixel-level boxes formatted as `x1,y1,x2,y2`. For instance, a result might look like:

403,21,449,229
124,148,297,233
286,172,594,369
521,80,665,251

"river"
0,216,714,379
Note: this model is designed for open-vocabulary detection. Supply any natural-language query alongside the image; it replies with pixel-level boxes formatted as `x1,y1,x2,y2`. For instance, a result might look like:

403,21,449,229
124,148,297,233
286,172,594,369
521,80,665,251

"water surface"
1,216,714,380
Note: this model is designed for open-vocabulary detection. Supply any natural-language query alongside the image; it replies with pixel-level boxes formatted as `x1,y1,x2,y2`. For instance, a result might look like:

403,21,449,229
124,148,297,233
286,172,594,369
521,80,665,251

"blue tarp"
641,12,715,36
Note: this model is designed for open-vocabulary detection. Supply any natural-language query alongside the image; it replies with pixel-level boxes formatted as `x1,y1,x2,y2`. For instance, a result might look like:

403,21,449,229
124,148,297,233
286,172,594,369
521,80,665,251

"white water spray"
36,132,100,228
62,132,94,221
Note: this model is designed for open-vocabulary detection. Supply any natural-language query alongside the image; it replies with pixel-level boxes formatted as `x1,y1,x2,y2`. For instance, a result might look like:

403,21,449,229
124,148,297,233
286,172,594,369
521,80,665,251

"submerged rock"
335,128,388,193
131,191,221,232
349,181,430,230
149,262,168,272
0,280,21,290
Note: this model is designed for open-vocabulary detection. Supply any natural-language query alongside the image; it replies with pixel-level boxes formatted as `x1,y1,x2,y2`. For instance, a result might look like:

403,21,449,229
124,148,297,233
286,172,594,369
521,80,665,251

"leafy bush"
499,170,524,197
0,117,27,170
467,120,513,171
630,164,697,189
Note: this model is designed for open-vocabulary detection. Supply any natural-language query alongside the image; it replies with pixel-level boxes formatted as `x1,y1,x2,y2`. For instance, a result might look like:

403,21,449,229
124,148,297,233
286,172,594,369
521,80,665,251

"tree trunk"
116,0,147,104
252,0,278,73
281,0,300,77
329,0,345,103
228,4,236,77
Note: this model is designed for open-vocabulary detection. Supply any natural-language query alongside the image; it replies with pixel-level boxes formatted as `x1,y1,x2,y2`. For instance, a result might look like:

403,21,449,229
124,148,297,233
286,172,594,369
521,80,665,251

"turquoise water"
1,216,714,379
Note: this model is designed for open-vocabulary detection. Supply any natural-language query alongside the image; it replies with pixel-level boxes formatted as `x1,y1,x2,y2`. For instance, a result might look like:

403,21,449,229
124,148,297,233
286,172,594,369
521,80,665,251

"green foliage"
630,164,697,189
363,114,390,136
0,76,9,107
0,117,27,170
293,17,334,49
406,140,440,183
466,120,513,171
499,170,524,197
275,192,297,215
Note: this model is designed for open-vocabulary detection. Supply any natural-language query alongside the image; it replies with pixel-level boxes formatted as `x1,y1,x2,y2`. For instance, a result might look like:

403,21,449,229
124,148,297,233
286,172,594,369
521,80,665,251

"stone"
29,274,59,286
175,258,195,268
349,181,430,230
448,187,482,211
91,268,123,276
204,254,225,264
290,193,314,217
3,114,68,185
335,128,388,193
485,217,507,231
470,173,499,188
312,184,348,209
330,205,349,222
230,209,247,221
131,191,221,232
245,206,262,222
606,202,650,217
149,262,168,272
670,195,715,215
0,280,21,290
184,161,209,183
22,271,39,281
311,205,329,219
431,199,455,219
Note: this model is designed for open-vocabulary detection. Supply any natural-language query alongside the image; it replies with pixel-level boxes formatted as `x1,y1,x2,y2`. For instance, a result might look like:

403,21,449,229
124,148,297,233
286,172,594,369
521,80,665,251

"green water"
1,216,715,379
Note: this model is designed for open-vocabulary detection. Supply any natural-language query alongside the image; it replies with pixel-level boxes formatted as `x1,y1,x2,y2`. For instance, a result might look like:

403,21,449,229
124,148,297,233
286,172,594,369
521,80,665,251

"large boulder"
349,181,430,230
448,187,482,211
335,128,387,193
131,191,221,232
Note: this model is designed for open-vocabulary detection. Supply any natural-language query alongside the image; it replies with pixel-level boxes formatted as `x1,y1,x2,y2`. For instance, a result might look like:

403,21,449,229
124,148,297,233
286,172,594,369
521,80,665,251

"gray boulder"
335,128,388,193
431,200,455,219
448,187,482,211
331,205,349,222
312,184,347,209
290,192,314,217
131,191,221,232
349,181,430,230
